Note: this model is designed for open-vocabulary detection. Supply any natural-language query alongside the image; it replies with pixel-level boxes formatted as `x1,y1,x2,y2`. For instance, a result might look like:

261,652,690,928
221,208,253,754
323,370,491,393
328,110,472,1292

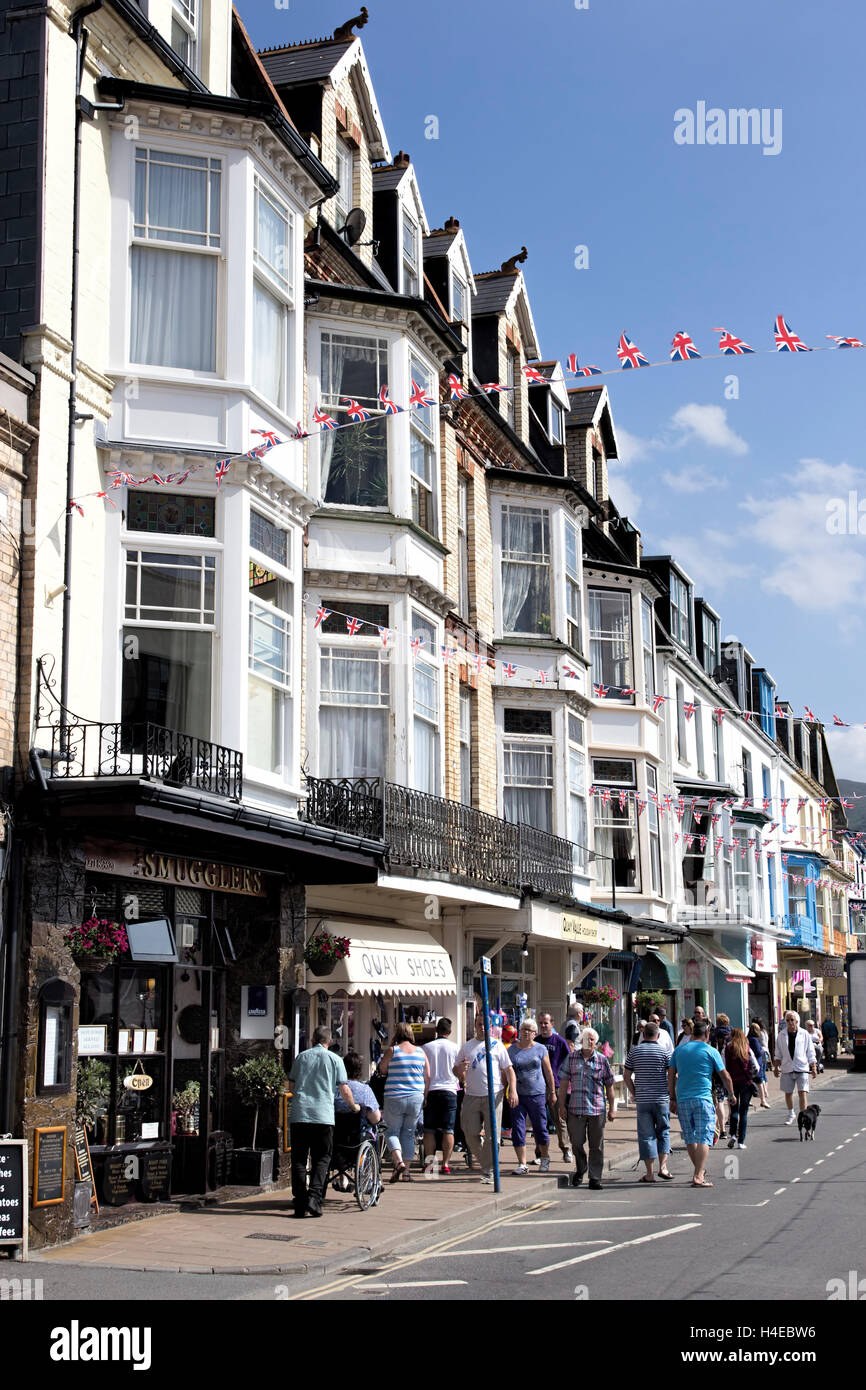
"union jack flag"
774,314,810,352
523,365,547,384
683,701,697,721
576,364,603,376
69,499,84,517
713,327,754,355
346,616,363,636
841,797,854,809
819,798,829,814
616,333,649,369
670,330,701,361
650,694,668,714
742,797,753,809
313,406,337,430
775,703,787,718
251,429,282,449
537,669,551,685
502,662,518,680
742,710,753,723
214,459,231,486
410,635,425,656
762,797,772,813
797,797,808,812
95,492,117,510
447,374,470,401
441,645,455,664
635,797,646,817
379,385,402,414
343,398,371,422
593,683,609,699
314,605,332,629
833,714,848,726
826,335,864,348
712,707,726,725
618,686,636,697
409,378,436,409
803,705,816,722
293,420,310,440
109,470,134,487
481,381,505,394
377,626,393,647
247,443,269,460
619,791,628,812
562,661,580,680
150,473,169,486
472,652,484,673
566,354,578,374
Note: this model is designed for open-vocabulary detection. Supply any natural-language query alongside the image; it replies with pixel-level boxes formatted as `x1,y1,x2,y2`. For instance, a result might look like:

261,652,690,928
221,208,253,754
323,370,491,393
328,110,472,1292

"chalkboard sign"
138,1149,171,1202
33,1126,66,1207
72,1124,98,1214
102,1152,137,1207
0,1139,27,1252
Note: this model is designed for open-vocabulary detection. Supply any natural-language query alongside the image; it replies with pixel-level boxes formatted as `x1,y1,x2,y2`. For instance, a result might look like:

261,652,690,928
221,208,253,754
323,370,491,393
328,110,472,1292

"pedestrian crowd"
285,1006,834,1214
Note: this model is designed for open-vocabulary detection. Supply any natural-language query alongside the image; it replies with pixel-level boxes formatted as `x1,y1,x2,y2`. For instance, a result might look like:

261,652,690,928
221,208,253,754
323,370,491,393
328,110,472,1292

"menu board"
102,1152,136,1207
72,1124,98,1213
0,1140,26,1246
139,1149,172,1202
33,1126,66,1207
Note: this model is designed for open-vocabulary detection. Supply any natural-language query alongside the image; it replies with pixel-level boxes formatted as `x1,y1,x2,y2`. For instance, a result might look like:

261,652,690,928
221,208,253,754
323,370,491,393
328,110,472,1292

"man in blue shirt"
655,1004,675,1045
668,1019,734,1188
289,1026,358,1217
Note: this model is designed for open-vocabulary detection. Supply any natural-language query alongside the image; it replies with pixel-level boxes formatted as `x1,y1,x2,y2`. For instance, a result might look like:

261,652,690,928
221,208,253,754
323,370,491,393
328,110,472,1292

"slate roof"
258,39,356,86
372,164,409,191
471,272,518,315
423,230,460,257
566,385,605,423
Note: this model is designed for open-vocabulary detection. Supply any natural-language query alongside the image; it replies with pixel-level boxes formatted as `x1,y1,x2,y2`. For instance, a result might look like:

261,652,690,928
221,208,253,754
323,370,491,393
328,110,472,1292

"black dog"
797,1104,821,1141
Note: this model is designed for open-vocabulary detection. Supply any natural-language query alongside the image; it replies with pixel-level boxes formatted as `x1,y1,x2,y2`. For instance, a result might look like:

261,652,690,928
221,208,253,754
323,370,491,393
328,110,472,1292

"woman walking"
507,1018,557,1174
725,1028,756,1149
748,1022,770,1108
676,1017,694,1046
379,1023,429,1182
709,1013,732,1140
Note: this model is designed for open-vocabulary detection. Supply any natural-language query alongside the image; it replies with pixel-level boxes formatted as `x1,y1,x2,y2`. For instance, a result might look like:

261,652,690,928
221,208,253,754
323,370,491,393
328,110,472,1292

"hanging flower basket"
578,984,620,1006
64,918,128,971
303,929,350,978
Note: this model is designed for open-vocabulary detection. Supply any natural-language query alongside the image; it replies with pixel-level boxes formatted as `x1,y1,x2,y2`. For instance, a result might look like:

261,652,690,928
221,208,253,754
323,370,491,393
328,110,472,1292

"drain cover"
245,1232,297,1242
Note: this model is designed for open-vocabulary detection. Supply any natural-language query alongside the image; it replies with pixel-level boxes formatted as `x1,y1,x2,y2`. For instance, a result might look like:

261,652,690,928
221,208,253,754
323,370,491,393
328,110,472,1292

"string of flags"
587,785,865,824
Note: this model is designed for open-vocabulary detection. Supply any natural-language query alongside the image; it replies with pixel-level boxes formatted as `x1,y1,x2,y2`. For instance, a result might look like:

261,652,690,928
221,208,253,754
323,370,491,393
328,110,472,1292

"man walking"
774,1010,817,1123
557,1027,616,1190
820,1015,838,1063
453,1014,518,1183
656,1003,675,1045
422,1017,459,1174
648,1012,674,1057
624,1020,673,1182
536,1012,572,1162
668,1018,735,1188
288,1026,358,1217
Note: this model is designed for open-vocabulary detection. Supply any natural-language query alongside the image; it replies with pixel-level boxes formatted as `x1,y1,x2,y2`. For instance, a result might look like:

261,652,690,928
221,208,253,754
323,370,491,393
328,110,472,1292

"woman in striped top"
380,1023,430,1181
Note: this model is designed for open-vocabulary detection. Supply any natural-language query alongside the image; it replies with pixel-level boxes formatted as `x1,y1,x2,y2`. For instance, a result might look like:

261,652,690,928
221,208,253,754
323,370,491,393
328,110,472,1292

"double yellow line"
289,1200,556,1301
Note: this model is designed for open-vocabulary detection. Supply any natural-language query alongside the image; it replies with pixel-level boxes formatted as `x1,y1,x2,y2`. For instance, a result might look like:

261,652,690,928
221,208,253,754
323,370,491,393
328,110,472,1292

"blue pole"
479,968,501,1193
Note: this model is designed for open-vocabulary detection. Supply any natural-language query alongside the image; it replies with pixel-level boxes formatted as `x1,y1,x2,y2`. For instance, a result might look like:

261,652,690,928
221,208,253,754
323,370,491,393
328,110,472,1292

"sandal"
658,1170,675,1180
638,1175,656,1183
389,1162,406,1184
690,1178,714,1187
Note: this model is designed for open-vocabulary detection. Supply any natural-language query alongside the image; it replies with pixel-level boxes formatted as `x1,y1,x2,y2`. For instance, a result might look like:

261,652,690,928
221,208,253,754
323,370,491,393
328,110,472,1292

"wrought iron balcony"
33,720,244,802
303,776,578,898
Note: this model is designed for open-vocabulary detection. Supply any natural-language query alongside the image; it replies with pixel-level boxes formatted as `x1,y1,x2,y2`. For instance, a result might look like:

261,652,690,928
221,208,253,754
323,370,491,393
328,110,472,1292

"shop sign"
751,936,778,972
560,912,623,950
123,1062,153,1092
32,1127,66,1208
77,1026,107,1056
83,843,267,897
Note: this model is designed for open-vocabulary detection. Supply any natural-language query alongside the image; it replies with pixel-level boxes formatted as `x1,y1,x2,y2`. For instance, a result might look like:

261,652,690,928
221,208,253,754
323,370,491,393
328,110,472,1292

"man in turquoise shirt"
668,1018,734,1188
289,1026,357,1217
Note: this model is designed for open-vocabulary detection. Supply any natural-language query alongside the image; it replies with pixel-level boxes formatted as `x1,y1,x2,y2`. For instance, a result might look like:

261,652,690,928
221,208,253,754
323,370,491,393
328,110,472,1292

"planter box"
232,1147,275,1186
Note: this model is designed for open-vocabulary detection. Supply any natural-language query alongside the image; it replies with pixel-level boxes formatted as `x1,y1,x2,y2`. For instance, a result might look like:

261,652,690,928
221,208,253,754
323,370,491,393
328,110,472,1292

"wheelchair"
327,1110,383,1211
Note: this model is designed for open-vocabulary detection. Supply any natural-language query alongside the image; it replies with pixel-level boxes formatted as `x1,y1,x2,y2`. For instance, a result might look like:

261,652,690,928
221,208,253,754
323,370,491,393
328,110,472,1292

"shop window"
36,979,74,1096
472,936,535,1029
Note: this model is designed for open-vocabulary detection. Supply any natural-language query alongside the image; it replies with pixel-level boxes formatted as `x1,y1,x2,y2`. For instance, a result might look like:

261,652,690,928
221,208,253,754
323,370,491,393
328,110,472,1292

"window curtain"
413,720,438,794
590,591,631,688
320,708,385,779
257,193,287,282
252,282,283,407
131,246,216,371
140,153,210,242
504,745,552,832
502,509,533,632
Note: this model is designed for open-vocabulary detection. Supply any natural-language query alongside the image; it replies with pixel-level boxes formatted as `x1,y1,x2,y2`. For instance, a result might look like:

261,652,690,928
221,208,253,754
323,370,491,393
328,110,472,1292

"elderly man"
453,1013,518,1183
803,1020,824,1072
668,1018,735,1188
289,1026,359,1218
624,1021,674,1182
648,1012,674,1058
557,1027,616,1190
774,1011,818,1124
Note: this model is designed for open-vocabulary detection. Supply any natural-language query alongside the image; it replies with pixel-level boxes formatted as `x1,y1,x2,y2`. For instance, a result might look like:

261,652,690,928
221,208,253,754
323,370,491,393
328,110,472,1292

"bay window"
409,355,437,536
320,332,389,507
592,758,639,890
248,512,292,777
501,506,551,634
412,614,440,794
647,763,662,896
568,714,588,873
565,518,581,650
252,177,293,410
131,148,220,371
641,596,655,701
589,588,633,693
503,709,553,833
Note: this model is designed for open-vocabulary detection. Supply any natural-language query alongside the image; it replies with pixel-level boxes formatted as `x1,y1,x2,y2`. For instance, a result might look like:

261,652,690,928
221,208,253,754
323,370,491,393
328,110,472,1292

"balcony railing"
303,776,581,899
34,721,244,802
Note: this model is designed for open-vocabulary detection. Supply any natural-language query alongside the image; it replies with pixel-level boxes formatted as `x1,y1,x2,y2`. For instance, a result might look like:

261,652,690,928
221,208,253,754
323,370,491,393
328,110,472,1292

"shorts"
780,1072,809,1095
423,1089,458,1134
677,1097,716,1146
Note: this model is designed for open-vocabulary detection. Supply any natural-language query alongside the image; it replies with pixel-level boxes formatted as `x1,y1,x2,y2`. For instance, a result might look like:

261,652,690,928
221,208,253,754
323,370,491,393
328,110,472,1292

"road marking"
815,1159,824,1165
529,1222,701,1275
354,1280,467,1290
774,1187,786,1195
836,1145,845,1151
424,1240,610,1256
802,1168,813,1174
509,1214,701,1225
791,1177,801,1183
844,1138,853,1144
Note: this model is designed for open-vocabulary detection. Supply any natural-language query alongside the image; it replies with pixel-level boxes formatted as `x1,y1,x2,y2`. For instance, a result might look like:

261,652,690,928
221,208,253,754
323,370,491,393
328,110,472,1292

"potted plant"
231,1055,287,1185
172,1081,200,1136
636,990,664,1015
303,927,350,978
64,917,128,972
579,983,621,1006
76,1058,111,1134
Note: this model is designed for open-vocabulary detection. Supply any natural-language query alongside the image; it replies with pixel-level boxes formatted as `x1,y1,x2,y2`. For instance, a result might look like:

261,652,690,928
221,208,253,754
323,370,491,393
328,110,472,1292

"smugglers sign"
84,844,267,897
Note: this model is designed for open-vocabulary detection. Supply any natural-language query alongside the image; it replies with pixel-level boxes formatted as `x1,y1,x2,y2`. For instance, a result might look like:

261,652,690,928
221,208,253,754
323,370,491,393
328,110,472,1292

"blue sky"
247,0,866,777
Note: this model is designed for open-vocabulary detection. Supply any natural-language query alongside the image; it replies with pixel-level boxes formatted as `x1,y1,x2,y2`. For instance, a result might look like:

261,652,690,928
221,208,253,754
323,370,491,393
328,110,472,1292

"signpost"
478,956,501,1194
0,1138,28,1260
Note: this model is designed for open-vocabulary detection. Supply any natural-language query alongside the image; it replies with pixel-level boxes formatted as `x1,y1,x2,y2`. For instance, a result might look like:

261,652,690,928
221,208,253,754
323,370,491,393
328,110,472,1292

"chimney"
393,150,411,168
444,216,460,231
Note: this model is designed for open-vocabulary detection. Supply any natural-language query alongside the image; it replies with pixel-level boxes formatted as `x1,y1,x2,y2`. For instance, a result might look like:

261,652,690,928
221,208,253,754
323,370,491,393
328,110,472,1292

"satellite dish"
341,207,366,246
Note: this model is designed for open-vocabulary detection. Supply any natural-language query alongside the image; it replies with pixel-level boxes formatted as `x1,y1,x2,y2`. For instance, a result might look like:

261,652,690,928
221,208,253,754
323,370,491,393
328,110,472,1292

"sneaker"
441,1165,452,1175
785,1113,795,1126
562,1149,573,1164
737,1143,747,1150
570,1173,583,1188
532,1156,542,1166
513,1163,528,1176
539,1157,551,1173
480,1171,494,1184
727,1136,737,1149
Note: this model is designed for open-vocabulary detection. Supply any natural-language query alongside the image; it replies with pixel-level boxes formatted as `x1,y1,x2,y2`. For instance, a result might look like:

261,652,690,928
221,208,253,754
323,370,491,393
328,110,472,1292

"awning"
643,947,682,990
310,925,457,997
691,936,754,984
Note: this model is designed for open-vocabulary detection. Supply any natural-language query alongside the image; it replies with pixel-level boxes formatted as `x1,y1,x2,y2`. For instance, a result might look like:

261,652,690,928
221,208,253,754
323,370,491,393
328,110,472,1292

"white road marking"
815,1159,824,1165
774,1187,786,1195
509,1214,701,1224
802,1168,813,1174
354,1280,467,1290
844,1138,853,1144
791,1177,801,1183
424,1241,610,1256
836,1145,845,1151
529,1222,701,1275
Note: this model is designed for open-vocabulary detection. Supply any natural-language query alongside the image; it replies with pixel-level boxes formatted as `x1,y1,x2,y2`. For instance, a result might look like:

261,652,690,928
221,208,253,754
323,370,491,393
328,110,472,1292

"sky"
245,0,866,777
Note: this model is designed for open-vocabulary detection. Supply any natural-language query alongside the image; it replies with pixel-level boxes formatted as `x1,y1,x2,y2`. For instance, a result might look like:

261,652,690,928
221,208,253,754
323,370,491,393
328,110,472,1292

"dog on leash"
797,1104,821,1141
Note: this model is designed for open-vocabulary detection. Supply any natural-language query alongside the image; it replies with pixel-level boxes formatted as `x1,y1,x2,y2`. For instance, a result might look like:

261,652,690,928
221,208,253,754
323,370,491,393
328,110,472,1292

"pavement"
33,1067,847,1279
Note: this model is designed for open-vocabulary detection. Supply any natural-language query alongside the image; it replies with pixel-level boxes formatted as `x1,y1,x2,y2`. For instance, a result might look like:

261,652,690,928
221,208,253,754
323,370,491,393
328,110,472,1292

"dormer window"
700,609,719,674
402,211,420,295
670,571,691,648
451,272,468,324
549,400,563,445
504,349,516,430
171,0,198,72
334,140,354,228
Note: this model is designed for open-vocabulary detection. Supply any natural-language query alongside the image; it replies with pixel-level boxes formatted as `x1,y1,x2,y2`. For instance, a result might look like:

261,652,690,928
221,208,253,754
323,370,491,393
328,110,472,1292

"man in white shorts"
773,1010,817,1124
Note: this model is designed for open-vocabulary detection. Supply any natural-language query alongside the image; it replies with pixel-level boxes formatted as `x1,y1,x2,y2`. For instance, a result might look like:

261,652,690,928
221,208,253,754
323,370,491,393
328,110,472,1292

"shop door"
170,892,227,1193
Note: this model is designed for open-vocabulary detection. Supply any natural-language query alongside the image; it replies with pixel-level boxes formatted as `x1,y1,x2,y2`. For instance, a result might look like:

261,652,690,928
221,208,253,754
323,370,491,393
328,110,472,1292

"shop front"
748,934,779,1040
681,933,754,1028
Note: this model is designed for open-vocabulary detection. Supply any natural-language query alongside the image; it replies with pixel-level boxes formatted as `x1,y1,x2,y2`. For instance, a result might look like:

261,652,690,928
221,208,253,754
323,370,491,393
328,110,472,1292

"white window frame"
451,271,468,325
459,686,472,806
334,139,354,228
589,587,633,697
409,354,438,537
565,516,581,651
549,398,563,445
646,763,662,897
402,208,420,295
504,350,516,430
670,571,691,648
251,175,295,411
318,636,391,782
318,329,391,508
568,727,588,875
641,596,655,703
503,731,555,834
500,504,552,637
171,0,199,72
591,757,640,892
248,517,294,781
695,700,706,776
411,611,441,795
457,475,470,618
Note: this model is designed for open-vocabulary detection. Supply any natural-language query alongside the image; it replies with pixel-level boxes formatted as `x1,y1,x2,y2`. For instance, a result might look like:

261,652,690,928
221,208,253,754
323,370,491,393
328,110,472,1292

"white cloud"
669,403,749,455
826,726,866,783
661,465,729,494
616,427,657,467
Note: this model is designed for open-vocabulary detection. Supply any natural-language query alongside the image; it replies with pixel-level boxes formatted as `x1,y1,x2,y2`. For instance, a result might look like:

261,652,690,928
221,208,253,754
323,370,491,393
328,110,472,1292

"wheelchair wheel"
354,1139,381,1211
